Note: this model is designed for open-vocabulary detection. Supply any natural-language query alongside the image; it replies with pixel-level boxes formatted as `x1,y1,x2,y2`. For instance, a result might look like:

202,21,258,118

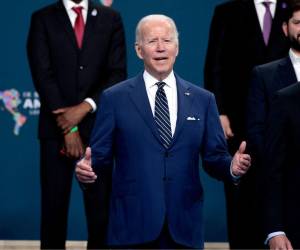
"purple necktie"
262,1,272,45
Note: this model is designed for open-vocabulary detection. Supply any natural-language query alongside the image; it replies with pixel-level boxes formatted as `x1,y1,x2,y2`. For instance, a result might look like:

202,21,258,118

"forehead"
291,10,300,20
140,19,174,38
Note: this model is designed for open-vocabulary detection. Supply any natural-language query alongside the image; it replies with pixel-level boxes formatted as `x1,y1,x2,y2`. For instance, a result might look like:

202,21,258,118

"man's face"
283,10,300,51
135,19,179,81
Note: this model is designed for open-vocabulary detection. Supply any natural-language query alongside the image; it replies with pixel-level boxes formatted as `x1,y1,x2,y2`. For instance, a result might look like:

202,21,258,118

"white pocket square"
187,116,196,121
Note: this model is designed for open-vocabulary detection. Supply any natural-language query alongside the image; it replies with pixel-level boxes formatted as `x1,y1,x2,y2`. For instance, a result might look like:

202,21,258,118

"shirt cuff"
84,98,97,113
265,231,286,245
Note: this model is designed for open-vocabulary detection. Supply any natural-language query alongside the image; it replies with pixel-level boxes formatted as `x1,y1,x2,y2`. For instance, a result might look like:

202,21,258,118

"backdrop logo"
100,0,113,7
0,89,40,136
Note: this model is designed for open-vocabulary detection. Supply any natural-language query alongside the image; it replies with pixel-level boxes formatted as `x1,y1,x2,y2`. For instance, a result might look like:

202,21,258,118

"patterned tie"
154,82,172,148
72,6,85,48
262,1,272,45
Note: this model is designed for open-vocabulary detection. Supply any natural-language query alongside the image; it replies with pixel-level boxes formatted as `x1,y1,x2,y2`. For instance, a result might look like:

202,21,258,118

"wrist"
69,126,78,134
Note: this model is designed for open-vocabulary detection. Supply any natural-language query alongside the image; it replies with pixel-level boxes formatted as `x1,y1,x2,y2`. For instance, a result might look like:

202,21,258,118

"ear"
175,44,179,57
282,22,288,37
135,42,144,60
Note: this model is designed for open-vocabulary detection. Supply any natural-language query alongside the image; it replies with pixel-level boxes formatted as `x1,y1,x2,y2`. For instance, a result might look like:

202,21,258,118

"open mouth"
154,57,168,61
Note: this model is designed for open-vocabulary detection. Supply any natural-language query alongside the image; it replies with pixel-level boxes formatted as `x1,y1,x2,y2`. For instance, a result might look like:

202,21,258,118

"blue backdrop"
0,0,227,241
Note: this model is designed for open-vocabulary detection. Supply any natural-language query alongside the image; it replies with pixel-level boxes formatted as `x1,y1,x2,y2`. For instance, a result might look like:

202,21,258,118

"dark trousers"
40,140,111,249
111,221,193,249
225,137,265,249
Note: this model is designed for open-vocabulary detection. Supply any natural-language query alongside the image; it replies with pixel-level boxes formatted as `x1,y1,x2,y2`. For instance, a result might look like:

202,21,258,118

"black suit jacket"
263,83,300,247
247,56,297,164
27,0,127,141
204,0,289,145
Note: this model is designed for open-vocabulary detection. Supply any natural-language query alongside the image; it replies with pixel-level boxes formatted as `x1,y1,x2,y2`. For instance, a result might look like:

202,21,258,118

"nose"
156,40,166,51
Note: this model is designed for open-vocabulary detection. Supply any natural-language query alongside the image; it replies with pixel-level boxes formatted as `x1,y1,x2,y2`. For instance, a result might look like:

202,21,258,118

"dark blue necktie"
154,82,172,148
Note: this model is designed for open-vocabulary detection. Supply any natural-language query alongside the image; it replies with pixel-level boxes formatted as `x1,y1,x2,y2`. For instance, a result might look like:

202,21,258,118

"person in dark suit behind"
204,0,290,248
259,1,300,249
27,0,126,249
75,14,251,249
263,82,300,250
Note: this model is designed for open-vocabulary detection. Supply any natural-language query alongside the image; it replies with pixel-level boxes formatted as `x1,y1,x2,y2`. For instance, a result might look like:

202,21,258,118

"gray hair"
135,14,179,45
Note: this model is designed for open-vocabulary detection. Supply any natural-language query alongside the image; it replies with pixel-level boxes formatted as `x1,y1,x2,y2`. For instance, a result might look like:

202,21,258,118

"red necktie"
72,6,85,48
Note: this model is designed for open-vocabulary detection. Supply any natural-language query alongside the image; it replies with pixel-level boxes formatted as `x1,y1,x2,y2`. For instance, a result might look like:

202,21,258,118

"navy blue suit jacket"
90,73,232,248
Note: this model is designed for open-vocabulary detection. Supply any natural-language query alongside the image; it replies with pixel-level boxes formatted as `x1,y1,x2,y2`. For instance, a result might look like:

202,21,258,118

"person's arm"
246,66,267,163
204,5,233,138
263,94,288,239
27,12,65,111
76,90,115,183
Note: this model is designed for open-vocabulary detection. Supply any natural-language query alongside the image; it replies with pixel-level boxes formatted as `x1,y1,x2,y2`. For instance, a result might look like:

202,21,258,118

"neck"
291,48,300,57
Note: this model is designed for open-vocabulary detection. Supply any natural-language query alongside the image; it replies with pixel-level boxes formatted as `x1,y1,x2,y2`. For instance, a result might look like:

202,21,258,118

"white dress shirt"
62,0,97,112
254,0,276,32
143,70,177,136
289,49,300,81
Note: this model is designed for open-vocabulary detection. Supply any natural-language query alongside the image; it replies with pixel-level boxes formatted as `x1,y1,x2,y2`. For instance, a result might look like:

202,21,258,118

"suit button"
165,152,169,157
79,65,84,70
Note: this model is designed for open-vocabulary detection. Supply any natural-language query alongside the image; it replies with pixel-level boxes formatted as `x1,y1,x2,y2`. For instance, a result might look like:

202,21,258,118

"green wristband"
69,126,78,134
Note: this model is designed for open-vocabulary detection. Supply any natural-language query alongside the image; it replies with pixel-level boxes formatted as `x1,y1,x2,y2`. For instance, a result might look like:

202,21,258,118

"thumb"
85,147,92,162
52,108,65,114
238,141,246,154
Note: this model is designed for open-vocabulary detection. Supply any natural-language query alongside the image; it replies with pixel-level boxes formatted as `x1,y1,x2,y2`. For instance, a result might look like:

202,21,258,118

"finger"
239,158,251,168
225,127,234,138
77,176,97,183
52,108,66,114
77,171,97,180
238,141,246,154
286,240,293,250
85,147,92,162
76,162,94,172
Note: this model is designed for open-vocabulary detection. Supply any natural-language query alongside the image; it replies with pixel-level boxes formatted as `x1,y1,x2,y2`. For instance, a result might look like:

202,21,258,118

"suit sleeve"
89,12,127,104
27,12,65,111
204,5,228,114
90,91,115,173
246,67,267,164
262,94,288,234
201,93,232,181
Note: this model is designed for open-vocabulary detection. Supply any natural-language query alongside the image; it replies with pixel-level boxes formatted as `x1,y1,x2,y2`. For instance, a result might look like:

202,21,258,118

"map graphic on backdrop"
0,89,40,136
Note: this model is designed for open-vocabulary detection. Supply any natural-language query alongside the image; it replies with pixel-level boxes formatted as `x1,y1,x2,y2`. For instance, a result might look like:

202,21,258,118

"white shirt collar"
254,0,276,5
143,70,176,90
62,0,88,12
289,49,300,65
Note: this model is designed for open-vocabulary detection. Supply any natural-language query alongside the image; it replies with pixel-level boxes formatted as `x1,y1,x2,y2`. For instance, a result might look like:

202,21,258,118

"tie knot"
72,6,83,15
262,1,271,9
156,82,166,89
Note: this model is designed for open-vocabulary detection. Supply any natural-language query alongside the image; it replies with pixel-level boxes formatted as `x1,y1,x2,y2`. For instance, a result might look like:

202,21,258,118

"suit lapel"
278,57,298,88
128,74,163,146
55,1,78,49
168,75,194,149
242,0,265,46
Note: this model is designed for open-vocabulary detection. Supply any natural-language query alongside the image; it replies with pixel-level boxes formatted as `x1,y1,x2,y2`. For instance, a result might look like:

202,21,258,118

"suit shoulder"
254,57,288,73
214,0,240,13
102,77,136,96
93,4,121,18
30,3,57,18
180,78,214,100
